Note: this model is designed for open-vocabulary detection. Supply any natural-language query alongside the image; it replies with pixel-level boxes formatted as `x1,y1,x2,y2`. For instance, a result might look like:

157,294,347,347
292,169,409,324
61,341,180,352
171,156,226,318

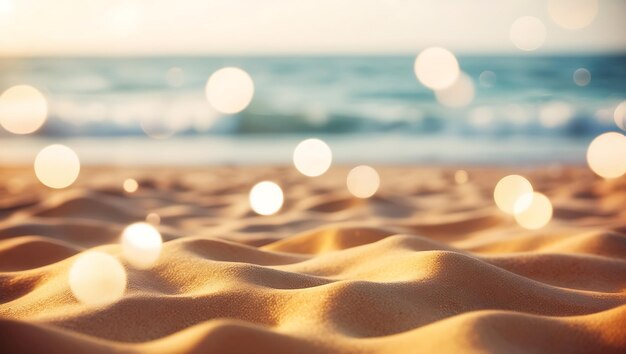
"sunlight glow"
293,138,333,177
414,47,460,90
122,222,163,269
205,67,254,114
69,251,126,307
510,16,546,51
0,85,48,134
586,132,626,179
539,101,573,128
146,213,161,226
435,72,475,107
347,165,380,199
514,192,553,230
249,181,284,216
34,144,80,189
454,170,469,184
548,0,598,30
494,175,533,215
123,178,139,193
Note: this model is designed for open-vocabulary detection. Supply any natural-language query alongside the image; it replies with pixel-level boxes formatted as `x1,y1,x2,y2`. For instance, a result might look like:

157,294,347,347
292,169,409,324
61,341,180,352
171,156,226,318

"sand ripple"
0,166,625,353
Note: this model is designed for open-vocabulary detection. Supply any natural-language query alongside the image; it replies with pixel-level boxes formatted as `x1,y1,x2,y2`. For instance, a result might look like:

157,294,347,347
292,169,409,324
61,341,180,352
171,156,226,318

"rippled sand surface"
1,166,625,353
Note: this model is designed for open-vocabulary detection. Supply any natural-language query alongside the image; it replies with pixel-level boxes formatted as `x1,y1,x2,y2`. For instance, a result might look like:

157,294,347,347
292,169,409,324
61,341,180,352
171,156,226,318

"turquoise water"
0,55,624,164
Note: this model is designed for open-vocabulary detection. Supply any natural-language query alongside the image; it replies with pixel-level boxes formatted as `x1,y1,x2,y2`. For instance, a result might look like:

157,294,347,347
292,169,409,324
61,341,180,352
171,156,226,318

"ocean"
0,55,624,165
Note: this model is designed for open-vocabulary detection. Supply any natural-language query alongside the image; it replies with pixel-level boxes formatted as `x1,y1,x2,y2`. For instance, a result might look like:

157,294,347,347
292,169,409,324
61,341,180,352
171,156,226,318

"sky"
0,0,624,56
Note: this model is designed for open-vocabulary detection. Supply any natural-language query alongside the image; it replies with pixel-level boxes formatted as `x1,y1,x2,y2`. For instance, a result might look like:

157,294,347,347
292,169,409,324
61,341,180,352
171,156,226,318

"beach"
1,165,625,353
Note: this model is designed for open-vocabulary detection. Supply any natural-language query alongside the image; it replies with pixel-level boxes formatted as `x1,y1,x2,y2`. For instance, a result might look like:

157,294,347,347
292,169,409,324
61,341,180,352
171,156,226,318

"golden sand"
0,166,625,353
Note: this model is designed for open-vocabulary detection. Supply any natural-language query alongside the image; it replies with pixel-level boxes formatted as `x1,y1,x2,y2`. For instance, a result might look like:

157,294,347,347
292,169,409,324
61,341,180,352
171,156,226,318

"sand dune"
0,166,625,353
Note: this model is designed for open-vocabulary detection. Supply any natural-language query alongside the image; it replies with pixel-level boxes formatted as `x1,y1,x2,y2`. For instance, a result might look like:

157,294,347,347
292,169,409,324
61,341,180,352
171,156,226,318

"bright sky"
0,0,624,56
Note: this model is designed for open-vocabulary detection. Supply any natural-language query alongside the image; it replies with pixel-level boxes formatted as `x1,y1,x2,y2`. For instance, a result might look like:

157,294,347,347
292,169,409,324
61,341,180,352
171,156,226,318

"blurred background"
0,0,624,165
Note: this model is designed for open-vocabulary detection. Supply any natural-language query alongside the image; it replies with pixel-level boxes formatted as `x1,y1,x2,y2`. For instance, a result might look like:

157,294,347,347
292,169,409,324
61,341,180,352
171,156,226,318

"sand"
0,165,625,353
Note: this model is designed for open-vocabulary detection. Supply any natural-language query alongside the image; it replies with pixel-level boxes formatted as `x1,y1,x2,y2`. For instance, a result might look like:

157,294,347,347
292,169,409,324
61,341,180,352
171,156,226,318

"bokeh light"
146,213,161,226
166,67,185,87
249,181,284,216
479,71,497,88
586,132,626,179
548,0,598,30
205,67,254,114
34,144,80,189
614,101,626,131
0,0,14,14
293,138,332,177
140,115,177,140
0,85,48,134
435,72,475,107
573,68,591,87
414,47,460,90
494,175,533,214
69,251,126,307
122,222,163,269
123,178,138,193
346,165,380,199
510,16,546,51
539,101,573,128
513,192,553,230
454,170,469,184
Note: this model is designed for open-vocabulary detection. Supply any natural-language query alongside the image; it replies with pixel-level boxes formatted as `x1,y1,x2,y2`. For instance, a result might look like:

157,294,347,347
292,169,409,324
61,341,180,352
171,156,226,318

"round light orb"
435,73,475,107
121,222,163,269
539,101,573,128
510,16,547,51
205,67,254,114
146,213,161,226
140,116,176,140
414,47,460,90
34,144,80,189
479,71,497,88
347,165,380,199
514,192,553,230
123,178,138,193
166,67,185,87
614,101,626,131
454,170,469,184
0,85,48,134
586,132,626,179
293,138,332,177
249,181,284,216
548,0,598,30
69,251,126,307
573,68,591,87
494,175,534,214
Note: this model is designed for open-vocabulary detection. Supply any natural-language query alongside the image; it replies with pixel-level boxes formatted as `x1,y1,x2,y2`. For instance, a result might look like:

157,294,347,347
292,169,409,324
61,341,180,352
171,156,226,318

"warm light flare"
123,178,139,193
205,67,254,114
435,72,475,107
249,181,284,216
510,16,546,51
69,251,126,307
0,85,48,134
34,144,80,189
548,0,598,30
347,165,380,199
514,192,553,230
494,175,533,214
121,222,163,269
414,47,460,90
293,138,332,177
586,132,626,179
